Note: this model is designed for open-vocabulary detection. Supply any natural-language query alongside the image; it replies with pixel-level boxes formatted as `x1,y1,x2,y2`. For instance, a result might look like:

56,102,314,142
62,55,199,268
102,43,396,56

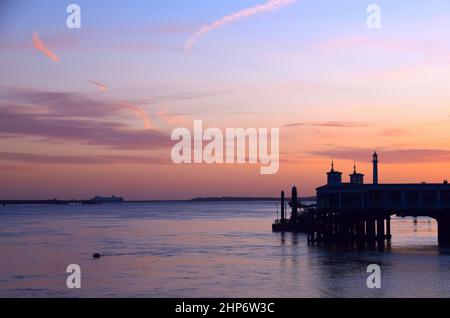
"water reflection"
0,203,449,297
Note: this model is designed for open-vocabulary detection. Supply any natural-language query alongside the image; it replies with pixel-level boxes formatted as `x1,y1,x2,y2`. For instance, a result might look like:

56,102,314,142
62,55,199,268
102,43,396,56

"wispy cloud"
310,147,450,164
185,0,297,51
89,80,108,92
0,106,169,150
86,81,152,129
139,91,223,105
5,88,156,130
285,121,367,128
0,152,169,165
319,35,450,65
122,103,152,130
0,89,169,150
380,129,406,137
156,108,185,125
32,31,60,62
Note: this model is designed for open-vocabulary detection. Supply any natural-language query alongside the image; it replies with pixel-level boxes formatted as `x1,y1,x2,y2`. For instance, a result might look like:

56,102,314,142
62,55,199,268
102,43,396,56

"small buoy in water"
92,253,101,259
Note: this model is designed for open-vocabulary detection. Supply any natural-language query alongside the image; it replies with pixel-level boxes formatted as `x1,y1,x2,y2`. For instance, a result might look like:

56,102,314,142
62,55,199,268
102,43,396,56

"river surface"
0,201,449,297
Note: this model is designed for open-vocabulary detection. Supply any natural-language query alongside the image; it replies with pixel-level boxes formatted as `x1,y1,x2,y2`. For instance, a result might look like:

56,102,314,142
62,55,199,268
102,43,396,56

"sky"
1,0,450,200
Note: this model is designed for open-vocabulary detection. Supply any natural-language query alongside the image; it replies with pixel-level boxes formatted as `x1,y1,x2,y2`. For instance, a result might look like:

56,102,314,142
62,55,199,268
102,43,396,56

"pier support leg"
356,217,365,245
386,215,392,241
349,217,356,242
438,216,450,246
376,217,385,243
312,213,318,243
338,213,347,241
366,217,376,246
317,211,324,243
291,187,298,222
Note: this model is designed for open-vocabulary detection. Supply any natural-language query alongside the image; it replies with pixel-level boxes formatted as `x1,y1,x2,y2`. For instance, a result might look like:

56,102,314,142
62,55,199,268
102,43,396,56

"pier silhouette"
273,152,450,246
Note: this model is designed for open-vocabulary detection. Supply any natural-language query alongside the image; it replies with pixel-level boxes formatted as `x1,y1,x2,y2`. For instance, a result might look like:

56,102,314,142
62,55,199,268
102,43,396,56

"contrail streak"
185,0,297,52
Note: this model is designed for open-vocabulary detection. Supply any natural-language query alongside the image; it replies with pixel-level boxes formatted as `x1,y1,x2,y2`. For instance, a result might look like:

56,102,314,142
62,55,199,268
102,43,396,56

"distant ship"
88,195,124,204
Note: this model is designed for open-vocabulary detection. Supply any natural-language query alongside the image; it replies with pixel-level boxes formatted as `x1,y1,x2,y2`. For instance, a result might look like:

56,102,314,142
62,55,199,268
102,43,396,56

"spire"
350,160,365,184
327,157,342,185
373,151,378,161
373,151,379,184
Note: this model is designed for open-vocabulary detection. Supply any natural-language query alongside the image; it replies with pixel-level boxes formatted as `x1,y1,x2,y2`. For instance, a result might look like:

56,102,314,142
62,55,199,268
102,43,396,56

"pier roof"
317,183,450,193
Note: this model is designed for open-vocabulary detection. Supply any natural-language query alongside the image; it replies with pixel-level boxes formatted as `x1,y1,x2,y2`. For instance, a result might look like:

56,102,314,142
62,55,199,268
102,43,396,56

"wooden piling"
366,216,376,246
376,217,385,243
386,215,392,241
356,216,365,245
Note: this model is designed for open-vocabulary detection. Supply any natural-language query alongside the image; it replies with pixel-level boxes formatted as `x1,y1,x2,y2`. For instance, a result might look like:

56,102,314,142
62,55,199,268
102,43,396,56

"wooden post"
438,215,450,246
291,186,298,222
366,216,376,245
386,215,392,241
348,213,356,242
316,211,322,243
377,217,385,243
356,215,365,245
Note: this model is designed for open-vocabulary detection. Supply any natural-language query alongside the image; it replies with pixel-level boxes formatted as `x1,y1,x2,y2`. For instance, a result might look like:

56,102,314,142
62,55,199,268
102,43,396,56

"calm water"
0,201,449,298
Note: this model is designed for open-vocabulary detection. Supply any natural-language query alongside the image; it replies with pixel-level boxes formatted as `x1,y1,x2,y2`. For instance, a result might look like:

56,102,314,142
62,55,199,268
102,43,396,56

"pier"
273,152,450,246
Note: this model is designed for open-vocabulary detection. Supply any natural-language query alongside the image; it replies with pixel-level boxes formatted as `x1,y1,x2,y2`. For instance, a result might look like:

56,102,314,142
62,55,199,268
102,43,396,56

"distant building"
89,195,124,204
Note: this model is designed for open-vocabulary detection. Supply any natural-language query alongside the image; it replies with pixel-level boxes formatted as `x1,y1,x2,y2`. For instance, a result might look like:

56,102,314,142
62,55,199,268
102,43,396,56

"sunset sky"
1,0,450,200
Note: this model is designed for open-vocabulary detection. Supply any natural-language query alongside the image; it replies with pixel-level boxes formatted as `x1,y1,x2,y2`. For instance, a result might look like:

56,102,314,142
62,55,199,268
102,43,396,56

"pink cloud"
319,35,450,63
32,32,60,62
285,121,368,128
122,103,152,130
380,129,406,137
310,147,450,164
156,109,185,125
319,36,423,52
88,82,152,129
0,89,169,150
89,80,108,92
0,152,169,165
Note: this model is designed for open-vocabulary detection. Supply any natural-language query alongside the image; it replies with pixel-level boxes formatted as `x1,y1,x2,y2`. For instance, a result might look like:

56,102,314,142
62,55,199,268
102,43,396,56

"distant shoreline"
0,196,317,205
188,196,316,202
